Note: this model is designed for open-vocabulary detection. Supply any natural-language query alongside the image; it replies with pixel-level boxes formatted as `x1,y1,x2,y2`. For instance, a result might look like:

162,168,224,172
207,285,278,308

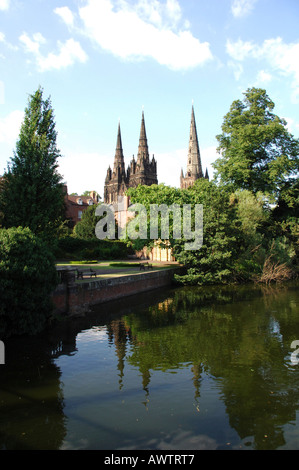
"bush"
54,236,128,260
0,227,58,338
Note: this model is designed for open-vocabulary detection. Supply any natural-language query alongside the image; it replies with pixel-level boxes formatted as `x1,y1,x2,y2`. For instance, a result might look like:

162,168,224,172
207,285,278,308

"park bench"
76,268,97,279
139,262,153,271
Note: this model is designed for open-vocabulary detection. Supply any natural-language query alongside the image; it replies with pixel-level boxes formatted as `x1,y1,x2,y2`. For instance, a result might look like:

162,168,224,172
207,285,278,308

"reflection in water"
0,282,299,450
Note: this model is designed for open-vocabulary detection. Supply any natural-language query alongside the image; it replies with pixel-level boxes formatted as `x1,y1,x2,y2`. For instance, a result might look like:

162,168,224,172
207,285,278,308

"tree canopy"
0,227,58,337
0,87,65,244
213,88,299,198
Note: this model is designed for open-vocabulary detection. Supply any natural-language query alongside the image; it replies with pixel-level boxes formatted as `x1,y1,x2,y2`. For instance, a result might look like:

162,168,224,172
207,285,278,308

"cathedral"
104,105,208,204
104,111,157,204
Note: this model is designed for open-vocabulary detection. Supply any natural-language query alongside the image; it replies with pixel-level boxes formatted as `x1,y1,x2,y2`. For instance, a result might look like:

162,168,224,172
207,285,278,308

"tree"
127,179,297,284
0,227,58,338
214,88,299,198
127,181,243,284
73,203,101,239
0,87,65,244
173,179,242,284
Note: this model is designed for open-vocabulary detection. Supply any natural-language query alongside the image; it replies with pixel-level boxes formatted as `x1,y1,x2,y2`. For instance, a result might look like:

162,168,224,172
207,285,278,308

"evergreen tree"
0,87,65,244
73,203,100,239
0,226,58,338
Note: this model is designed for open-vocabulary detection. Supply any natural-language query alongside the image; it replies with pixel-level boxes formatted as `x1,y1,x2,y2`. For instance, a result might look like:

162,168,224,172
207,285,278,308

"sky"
0,0,298,198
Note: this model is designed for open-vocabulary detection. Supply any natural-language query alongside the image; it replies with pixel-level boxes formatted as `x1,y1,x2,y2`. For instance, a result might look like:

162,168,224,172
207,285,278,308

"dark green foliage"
73,202,119,241
173,179,241,284
54,236,128,261
0,87,65,245
0,227,58,338
73,204,100,239
127,176,297,285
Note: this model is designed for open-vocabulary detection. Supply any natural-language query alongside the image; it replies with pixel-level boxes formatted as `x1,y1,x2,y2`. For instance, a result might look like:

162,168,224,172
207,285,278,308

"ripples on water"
1,281,299,450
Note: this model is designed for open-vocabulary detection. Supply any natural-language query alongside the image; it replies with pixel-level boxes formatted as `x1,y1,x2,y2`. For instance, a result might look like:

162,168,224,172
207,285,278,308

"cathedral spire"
180,104,204,189
137,110,149,164
113,121,125,174
187,105,203,179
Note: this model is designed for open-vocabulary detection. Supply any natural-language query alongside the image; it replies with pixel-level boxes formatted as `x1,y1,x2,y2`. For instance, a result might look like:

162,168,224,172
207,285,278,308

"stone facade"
104,111,157,204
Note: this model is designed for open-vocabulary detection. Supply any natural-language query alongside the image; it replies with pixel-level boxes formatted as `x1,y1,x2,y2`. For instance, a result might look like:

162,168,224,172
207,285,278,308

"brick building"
63,185,100,228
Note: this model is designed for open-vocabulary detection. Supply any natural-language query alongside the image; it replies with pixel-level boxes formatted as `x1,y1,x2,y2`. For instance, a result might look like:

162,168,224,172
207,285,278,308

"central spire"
137,110,149,163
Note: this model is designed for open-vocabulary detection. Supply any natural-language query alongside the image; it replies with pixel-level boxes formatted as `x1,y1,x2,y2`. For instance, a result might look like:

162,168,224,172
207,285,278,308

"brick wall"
52,268,179,316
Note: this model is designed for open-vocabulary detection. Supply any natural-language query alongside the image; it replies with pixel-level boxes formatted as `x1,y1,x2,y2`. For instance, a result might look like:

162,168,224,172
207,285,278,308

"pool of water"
1,281,299,450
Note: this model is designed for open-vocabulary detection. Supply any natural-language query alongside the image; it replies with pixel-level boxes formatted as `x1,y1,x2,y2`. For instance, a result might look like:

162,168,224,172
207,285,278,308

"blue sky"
0,0,298,197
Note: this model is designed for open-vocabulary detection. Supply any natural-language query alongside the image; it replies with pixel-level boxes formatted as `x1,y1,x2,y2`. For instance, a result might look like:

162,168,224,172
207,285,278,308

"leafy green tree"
214,88,299,198
0,87,65,244
73,203,101,239
126,183,188,251
127,181,243,284
0,227,58,338
173,179,242,284
73,202,118,241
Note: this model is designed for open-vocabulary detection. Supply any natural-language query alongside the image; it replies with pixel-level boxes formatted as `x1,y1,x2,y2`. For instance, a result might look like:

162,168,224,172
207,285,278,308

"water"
1,281,299,450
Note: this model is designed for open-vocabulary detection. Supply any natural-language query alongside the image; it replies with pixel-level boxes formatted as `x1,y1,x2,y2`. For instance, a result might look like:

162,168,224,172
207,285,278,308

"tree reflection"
107,282,299,450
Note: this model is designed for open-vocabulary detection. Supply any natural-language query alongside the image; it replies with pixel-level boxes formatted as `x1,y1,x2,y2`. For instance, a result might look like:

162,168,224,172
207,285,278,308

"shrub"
0,227,58,338
54,236,128,260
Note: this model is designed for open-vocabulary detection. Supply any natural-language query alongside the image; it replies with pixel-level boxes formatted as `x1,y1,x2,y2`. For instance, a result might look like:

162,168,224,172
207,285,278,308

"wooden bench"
139,262,153,271
76,268,97,279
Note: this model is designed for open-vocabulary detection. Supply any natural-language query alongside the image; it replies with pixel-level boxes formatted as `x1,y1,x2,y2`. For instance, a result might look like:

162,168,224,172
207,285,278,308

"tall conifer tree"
0,87,65,243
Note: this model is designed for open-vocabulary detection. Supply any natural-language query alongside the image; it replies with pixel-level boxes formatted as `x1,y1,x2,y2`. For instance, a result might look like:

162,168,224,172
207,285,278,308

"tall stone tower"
104,122,128,204
104,111,158,204
180,105,208,189
127,110,157,188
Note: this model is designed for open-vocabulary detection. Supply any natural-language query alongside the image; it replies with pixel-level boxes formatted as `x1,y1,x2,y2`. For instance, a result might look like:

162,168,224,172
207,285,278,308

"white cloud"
38,38,88,72
54,6,74,26
256,69,272,84
0,110,24,144
231,0,258,18
226,37,299,101
78,0,212,70
226,38,256,61
0,0,9,10
283,117,299,135
0,31,18,51
135,0,182,29
19,32,88,72
19,32,46,54
227,60,243,80
58,151,110,196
